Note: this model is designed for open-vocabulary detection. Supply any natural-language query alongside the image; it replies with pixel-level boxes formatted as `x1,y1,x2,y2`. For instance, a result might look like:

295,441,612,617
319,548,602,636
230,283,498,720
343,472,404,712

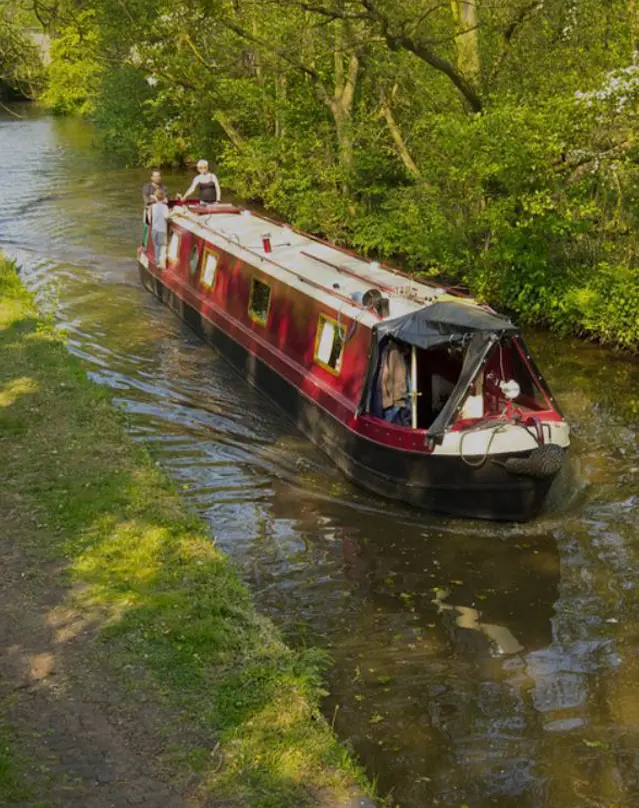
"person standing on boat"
149,188,170,269
142,168,168,208
178,159,221,204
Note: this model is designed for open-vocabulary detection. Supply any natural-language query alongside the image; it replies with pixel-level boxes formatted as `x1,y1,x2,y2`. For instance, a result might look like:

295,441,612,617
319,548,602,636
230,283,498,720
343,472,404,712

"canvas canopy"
359,300,518,438
373,300,517,350
423,332,498,439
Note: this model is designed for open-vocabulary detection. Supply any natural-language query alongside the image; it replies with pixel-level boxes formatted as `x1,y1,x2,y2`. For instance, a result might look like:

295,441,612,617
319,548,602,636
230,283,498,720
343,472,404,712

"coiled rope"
458,417,510,468
458,416,563,477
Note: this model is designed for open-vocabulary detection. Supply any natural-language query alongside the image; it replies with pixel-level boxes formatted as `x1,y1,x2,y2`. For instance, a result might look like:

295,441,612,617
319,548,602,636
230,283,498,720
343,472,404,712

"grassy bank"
0,255,374,807
0,721,32,806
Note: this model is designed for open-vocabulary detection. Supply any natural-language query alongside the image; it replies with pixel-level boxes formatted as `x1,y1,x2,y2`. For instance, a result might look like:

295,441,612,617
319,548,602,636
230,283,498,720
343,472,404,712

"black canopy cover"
373,299,517,350
359,300,519,439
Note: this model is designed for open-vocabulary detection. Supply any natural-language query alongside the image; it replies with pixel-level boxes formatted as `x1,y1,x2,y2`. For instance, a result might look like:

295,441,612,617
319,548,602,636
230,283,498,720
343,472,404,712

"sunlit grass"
0,376,39,408
0,256,373,807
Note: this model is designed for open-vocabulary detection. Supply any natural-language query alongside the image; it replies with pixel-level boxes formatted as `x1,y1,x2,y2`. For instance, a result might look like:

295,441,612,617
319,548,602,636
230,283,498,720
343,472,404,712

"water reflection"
1,105,639,808
251,500,564,805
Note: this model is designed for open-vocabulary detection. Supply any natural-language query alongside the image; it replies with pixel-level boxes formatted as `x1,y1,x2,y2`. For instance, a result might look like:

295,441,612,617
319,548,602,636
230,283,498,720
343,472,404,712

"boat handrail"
254,209,453,294
299,250,395,295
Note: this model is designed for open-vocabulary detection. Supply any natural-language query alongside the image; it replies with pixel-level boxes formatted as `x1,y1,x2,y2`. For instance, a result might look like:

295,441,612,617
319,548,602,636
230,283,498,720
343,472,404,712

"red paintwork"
140,210,561,454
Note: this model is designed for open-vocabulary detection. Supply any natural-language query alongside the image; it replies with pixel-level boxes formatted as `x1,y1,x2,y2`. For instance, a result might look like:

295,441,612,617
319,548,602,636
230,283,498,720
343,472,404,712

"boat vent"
350,288,390,318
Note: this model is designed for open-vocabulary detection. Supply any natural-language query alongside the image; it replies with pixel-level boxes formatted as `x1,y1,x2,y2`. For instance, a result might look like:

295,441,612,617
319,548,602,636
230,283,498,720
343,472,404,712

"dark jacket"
142,182,168,206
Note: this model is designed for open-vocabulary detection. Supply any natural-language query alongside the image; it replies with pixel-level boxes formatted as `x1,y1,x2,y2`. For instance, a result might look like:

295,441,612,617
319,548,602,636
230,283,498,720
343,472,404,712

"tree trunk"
332,103,354,172
275,74,287,139
380,96,420,177
450,0,480,83
215,112,246,152
630,0,639,62
330,20,359,174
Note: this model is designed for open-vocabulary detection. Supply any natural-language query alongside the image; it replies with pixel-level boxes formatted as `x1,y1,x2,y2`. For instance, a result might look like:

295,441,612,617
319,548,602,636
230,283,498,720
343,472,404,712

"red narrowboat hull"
138,260,558,521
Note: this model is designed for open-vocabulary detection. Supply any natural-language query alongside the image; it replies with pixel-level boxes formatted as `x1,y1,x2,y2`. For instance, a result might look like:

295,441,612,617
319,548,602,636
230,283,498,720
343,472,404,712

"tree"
0,1,44,100
33,0,639,348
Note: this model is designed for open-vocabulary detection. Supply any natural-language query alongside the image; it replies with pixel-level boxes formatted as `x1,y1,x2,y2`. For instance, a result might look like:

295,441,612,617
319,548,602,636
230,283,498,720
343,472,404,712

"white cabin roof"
171,205,453,327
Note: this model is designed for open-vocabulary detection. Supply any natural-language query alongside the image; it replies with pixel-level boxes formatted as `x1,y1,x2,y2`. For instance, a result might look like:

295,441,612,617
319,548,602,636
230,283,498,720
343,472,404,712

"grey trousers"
151,229,166,265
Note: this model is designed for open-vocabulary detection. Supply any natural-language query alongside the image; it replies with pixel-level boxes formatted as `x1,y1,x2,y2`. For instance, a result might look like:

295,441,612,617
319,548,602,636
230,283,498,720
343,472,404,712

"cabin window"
189,243,200,276
508,340,548,409
201,249,219,289
248,277,272,325
315,314,345,374
167,230,180,263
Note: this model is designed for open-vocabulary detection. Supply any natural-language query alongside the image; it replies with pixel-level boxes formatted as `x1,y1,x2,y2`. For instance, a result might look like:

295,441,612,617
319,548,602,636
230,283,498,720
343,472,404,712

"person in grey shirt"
149,188,170,268
178,159,221,203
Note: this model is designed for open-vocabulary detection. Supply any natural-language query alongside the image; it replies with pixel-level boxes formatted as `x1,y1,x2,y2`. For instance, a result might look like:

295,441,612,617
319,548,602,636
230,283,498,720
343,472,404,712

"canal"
1,106,638,808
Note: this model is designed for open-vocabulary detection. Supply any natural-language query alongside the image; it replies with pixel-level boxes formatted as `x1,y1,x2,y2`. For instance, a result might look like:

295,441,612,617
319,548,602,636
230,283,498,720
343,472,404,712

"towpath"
0,511,197,807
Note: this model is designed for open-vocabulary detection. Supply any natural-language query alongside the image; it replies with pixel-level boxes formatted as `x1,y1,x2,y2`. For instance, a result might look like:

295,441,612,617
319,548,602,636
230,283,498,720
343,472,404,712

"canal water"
1,107,638,808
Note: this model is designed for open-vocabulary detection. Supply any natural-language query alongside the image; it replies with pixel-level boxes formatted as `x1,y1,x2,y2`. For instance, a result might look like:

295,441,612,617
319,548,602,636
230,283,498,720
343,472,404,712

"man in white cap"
179,159,221,203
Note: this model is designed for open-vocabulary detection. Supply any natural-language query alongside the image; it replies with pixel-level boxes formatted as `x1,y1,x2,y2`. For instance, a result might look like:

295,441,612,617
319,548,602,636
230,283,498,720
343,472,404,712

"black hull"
139,264,559,521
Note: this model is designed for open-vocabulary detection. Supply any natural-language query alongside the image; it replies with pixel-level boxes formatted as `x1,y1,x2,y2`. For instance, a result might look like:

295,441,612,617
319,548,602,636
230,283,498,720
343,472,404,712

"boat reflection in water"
245,486,561,806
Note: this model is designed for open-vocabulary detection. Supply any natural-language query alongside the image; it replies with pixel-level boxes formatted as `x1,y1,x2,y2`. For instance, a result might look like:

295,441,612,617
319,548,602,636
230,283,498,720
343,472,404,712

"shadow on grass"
0,264,375,807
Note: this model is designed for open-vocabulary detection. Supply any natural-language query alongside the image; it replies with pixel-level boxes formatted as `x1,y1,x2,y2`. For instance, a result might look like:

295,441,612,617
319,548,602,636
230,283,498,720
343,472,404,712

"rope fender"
502,443,565,479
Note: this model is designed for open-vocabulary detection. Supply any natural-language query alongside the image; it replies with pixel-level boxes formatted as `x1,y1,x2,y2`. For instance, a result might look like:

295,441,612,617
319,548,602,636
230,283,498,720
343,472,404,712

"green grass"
0,256,374,807
0,720,31,805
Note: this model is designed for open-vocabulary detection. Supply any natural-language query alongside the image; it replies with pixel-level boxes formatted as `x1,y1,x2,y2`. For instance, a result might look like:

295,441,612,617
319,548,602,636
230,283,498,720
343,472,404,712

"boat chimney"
261,233,272,254
350,288,389,317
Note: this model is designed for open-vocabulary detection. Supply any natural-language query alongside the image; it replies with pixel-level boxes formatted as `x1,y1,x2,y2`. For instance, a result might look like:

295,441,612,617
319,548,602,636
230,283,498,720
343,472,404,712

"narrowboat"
137,201,570,521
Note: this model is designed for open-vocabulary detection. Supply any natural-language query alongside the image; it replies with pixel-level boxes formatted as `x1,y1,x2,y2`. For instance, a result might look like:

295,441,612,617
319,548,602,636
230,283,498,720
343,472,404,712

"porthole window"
189,243,201,276
167,230,180,263
314,314,345,374
201,249,219,288
248,277,272,325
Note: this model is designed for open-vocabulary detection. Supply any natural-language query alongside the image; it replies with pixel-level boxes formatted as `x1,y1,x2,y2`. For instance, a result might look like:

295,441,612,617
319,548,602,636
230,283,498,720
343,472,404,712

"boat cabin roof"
170,203,461,328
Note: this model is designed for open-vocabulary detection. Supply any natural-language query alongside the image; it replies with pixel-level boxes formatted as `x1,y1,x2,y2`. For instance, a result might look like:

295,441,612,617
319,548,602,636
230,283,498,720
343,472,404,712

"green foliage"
41,0,639,349
91,65,153,164
41,11,102,115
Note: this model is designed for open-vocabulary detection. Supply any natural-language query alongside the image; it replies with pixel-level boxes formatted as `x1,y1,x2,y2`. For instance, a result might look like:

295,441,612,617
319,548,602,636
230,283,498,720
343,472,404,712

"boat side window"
314,314,345,374
200,248,219,289
248,277,272,325
189,242,201,276
167,229,180,264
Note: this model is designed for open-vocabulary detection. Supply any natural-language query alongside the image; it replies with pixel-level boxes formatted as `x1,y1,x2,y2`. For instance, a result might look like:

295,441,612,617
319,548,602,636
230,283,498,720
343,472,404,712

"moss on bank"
0,256,374,807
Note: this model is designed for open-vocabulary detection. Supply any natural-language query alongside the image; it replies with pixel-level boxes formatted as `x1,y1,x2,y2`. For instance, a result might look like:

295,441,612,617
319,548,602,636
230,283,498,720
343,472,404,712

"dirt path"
0,504,198,808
